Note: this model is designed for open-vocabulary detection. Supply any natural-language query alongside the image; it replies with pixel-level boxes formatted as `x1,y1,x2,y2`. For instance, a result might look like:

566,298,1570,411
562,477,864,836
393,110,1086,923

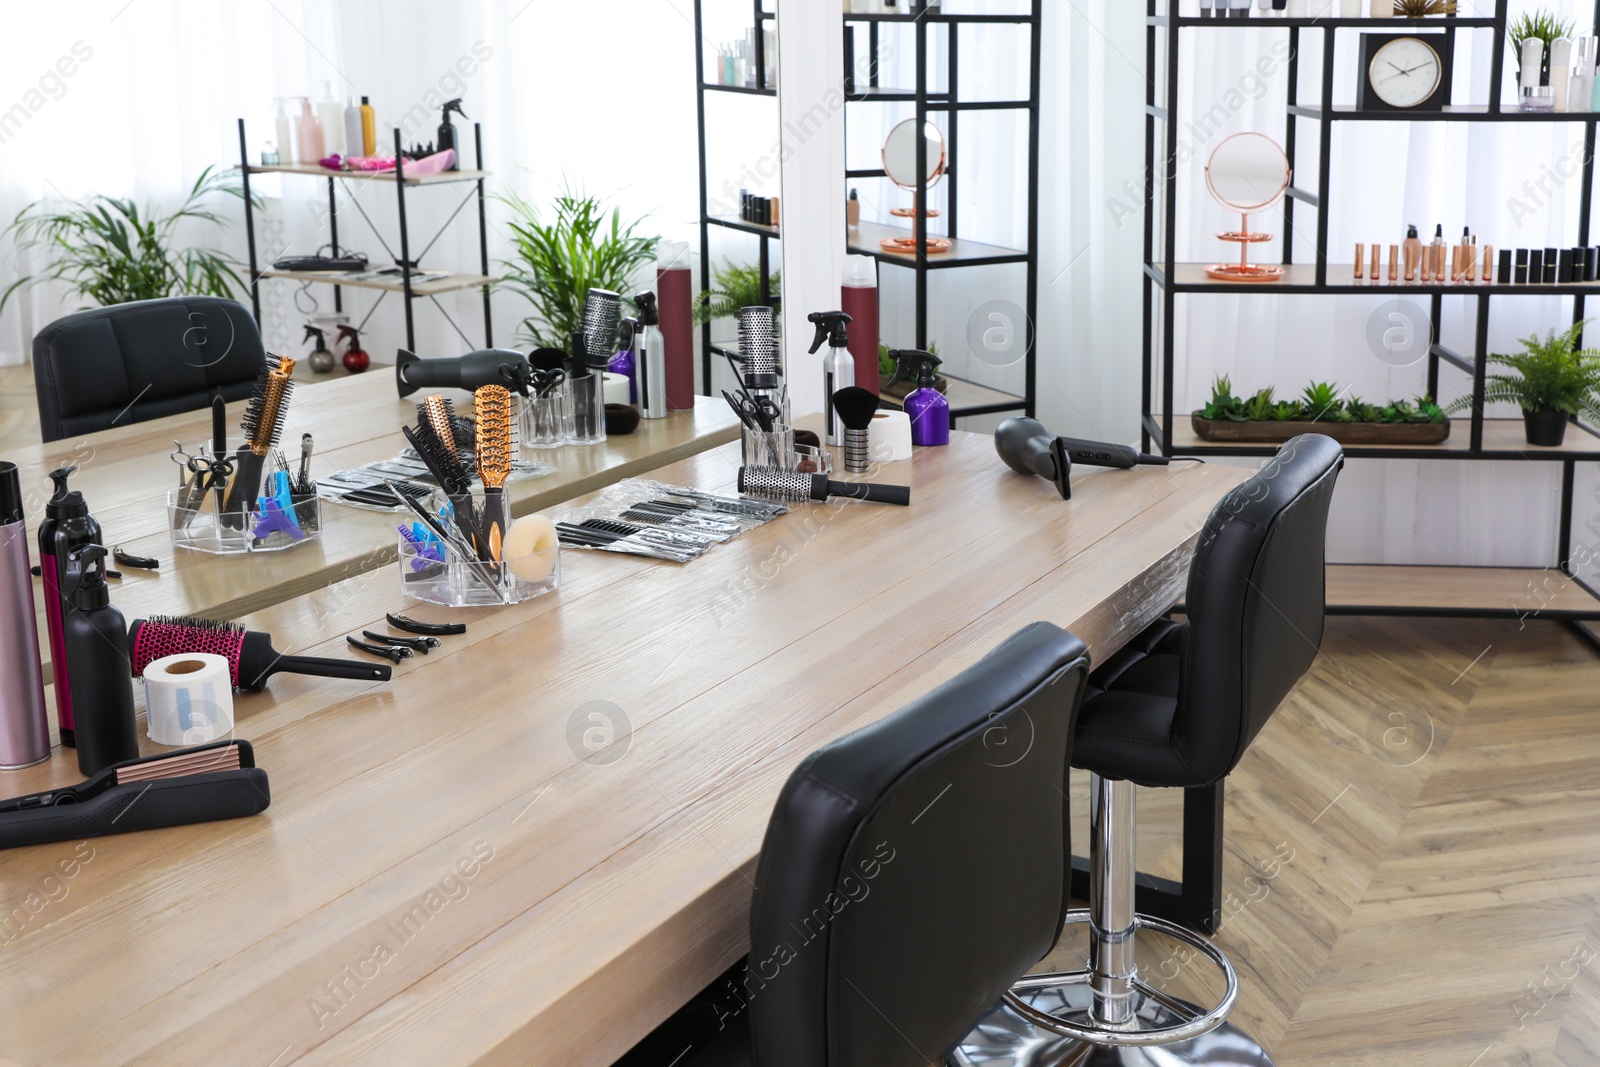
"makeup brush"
737,466,910,506
129,616,392,692
223,354,297,527
831,386,878,474
474,384,515,562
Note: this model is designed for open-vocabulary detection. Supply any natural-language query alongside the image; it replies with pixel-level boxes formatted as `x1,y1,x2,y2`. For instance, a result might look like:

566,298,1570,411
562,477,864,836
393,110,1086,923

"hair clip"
345,635,412,664
113,545,160,571
361,631,439,654
385,612,466,636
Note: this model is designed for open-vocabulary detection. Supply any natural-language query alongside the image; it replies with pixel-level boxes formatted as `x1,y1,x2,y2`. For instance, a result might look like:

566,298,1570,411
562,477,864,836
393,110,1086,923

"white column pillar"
774,1,847,420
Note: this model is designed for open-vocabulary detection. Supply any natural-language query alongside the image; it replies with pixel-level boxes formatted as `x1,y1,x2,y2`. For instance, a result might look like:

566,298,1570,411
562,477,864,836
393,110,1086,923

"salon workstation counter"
0,431,1247,1066
7,373,738,636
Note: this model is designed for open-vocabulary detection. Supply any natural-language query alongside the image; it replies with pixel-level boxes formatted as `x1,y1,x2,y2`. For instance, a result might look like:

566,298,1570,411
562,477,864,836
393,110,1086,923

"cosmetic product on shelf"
343,96,363,159
295,96,323,165
304,324,334,374
1389,245,1399,282
893,349,950,447
59,545,138,776
1226,0,1249,17
1497,248,1509,284
1371,0,1392,15
273,97,293,165
634,292,666,419
38,465,100,749
1430,225,1446,281
1354,243,1365,280
1369,243,1380,281
738,467,910,507
1522,38,1553,111
1572,40,1594,114
657,242,695,410
1545,246,1559,284
1339,0,1360,15
847,188,861,230
436,98,466,171
0,462,48,769
1529,248,1545,283
1286,0,1307,14
1403,225,1421,281
841,254,880,396
359,95,376,156
1199,0,1215,16
130,616,391,691
832,387,879,474
1554,38,1574,111
808,310,855,445
1518,249,1532,283
315,82,343,157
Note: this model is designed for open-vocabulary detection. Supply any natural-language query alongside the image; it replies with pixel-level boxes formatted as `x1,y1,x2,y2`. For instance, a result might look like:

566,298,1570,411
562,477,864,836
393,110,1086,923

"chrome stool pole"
1088,773,1137,1027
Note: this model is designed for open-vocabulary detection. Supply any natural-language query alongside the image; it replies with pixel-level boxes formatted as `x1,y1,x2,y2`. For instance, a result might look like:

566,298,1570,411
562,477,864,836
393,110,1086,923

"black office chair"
618,622,1092,1067
33,296,266,442
951,434,1344,1067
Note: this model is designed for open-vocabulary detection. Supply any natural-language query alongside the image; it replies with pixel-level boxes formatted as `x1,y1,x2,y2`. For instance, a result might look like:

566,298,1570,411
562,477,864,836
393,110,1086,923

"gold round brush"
473,385,514,563
419,394,459,458
224,354,297,524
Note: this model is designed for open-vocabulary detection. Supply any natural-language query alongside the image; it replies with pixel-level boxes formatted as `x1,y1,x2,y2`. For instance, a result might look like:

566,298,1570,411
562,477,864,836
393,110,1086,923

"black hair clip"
385,612,466,636
346,635,412,664
362,631,439,654
113,545,160,571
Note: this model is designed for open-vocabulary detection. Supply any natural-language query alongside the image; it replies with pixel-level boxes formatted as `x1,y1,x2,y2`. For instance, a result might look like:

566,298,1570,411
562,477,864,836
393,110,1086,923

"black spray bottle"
437,98,467,170
38,466,100,748
60,544,139,775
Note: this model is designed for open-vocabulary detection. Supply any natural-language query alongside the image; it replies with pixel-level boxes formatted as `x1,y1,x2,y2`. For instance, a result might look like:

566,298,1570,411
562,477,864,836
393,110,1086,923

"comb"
474,384,514,562
419,396,462,462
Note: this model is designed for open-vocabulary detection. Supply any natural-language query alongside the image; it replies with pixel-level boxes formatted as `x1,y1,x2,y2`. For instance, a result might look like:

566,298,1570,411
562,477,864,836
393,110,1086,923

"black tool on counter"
112,546,159,571
60,545,141,775
395,347,532,398
387,612,466,636
362,631,439,654
737,467,910,507
995,417,1170,501
347,635,412,663
831,387,879,474
0,740,270,850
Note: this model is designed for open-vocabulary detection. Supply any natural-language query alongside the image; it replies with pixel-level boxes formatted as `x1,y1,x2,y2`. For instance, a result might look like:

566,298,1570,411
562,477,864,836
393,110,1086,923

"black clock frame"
1357,32,1454,112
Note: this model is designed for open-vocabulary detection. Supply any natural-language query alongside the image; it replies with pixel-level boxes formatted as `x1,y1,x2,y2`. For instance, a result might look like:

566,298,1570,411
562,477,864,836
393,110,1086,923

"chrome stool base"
949,981,1274,1067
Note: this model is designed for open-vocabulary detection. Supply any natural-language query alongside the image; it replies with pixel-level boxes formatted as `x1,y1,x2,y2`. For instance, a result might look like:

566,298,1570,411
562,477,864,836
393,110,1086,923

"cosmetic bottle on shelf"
295,96,323,165
274,97,293,165
317,81,343,156
0,462,49,770
344,96,363,158
1403,225,1421,282
359,95,376,156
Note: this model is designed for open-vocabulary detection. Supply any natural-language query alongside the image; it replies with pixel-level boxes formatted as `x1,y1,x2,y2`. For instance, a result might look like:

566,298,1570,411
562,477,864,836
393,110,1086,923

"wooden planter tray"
1190,415,1451,445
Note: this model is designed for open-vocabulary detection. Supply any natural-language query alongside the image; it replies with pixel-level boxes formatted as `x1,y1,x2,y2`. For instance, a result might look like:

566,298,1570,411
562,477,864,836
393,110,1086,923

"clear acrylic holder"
398,535,560,607
521,392,566,449
167,486,322,555
794,443,831,475
563,375,607,446
742,424,796,469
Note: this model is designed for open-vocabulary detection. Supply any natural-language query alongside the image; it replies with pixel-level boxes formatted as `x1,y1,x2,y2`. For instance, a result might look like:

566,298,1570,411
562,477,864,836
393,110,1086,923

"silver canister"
0,462,50,768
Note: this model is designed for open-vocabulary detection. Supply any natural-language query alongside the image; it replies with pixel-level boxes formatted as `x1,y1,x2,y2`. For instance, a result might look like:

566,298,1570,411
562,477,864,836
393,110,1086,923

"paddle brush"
129,615,391,692
223,354,297,527
412,395,481,551
474,384,515,562
831,386,879,474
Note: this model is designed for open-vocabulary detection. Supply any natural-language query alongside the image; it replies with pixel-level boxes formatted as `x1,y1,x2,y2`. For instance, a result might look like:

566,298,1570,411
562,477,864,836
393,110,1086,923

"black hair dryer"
995,417,1170,500
395,348,532,398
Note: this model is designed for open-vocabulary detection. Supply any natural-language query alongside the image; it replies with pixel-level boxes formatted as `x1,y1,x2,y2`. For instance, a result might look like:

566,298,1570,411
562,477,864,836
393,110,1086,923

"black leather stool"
619,622,1092,1067
951,434,1344,1067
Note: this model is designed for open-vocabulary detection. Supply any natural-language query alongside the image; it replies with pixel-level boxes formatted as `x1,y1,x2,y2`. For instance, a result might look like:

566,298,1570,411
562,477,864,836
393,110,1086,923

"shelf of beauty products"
1153,263,1600,295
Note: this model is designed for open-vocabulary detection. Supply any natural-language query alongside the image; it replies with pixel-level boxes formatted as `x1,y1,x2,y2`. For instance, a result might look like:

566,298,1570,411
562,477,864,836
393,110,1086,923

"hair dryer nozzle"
396,349,421,398
995,417,1072,500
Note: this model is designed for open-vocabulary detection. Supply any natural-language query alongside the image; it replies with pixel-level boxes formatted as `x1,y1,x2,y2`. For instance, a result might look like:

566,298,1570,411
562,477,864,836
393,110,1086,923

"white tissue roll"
143,653,234,747
602,372,631,407
868,409,914,463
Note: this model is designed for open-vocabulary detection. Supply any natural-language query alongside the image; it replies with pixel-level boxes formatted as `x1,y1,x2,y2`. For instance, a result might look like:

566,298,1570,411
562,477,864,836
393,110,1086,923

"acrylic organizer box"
397,533,559,607
167,485,321,555
741,424,795,470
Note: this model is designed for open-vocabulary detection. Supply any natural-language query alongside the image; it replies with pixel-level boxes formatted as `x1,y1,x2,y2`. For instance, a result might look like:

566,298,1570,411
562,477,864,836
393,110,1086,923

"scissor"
531,367,567,398
170,441,237,529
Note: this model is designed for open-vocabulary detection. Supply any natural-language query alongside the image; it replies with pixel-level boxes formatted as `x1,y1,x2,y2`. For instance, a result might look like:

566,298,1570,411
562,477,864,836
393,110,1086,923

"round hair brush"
129,616,391,692
474,384,515,562
831,387,878,474
738,466,909,506
223,354,297,527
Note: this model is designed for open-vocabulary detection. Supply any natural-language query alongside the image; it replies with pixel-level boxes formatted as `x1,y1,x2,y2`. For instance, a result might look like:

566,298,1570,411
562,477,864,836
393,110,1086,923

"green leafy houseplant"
1,166,255,314
1444,320,1600,446
1194,376,1445,443
693,261,779,327
497,188,660,349
1509,9,1573,85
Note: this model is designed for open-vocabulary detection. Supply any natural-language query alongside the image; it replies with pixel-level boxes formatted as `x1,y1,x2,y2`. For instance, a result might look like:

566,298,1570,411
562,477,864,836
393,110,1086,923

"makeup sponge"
503,514,559,582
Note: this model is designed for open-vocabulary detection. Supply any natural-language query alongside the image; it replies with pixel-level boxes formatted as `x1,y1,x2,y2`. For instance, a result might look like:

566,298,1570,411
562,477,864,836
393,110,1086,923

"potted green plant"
1444,320,1600,446
1192,376,1449,444
496,187,660,349
1,166,256,313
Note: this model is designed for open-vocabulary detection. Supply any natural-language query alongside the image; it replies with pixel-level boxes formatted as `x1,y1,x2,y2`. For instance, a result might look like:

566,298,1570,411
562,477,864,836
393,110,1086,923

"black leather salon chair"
33,296,266,441
951,434,1344,1066
617,622,1092,1067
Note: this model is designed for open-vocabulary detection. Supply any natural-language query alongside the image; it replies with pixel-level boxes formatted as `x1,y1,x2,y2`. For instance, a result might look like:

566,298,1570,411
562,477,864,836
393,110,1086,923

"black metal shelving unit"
235,118,493,353
692,2,1042,422
1143,0,1600,643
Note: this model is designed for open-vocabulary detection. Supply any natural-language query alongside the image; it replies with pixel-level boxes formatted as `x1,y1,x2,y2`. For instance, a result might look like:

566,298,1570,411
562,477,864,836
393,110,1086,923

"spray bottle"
338,324,370,374
437,98,467,170
60,544,139,776
610,318,639,404
304,324,334,374
634,291,666,419
892,349,949,447
807,311,855,445
37,465,100,748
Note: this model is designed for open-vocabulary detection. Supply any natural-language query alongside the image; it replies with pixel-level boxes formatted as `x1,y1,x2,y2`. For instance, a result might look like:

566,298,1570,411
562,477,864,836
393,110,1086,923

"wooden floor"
1053,614,1600,1066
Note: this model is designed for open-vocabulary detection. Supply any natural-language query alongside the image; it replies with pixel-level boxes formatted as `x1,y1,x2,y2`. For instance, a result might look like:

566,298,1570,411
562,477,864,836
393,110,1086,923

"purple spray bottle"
608,317,639,405
894,349,949,447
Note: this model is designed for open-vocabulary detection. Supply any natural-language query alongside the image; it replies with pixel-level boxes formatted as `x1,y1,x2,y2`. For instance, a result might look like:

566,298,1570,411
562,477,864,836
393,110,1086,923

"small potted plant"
1192,376,1449,444
1445,320,1600,446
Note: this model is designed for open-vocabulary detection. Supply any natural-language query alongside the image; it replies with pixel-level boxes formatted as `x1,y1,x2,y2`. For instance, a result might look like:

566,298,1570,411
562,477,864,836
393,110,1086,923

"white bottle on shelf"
1285,0,1308,16
274,97,293,166
1552,37,1574,110
1370,0,1393,14
1340,0,1362,16
316,81,343,156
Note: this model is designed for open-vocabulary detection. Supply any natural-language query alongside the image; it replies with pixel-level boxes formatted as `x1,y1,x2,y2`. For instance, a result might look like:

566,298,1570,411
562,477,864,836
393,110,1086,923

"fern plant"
1444,320,1600,421
693,261,780,327
1,166,255,313
496,187,660,349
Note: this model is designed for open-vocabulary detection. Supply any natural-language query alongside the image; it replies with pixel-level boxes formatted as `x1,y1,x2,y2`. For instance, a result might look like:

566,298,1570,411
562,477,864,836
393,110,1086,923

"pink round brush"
129,616,390,692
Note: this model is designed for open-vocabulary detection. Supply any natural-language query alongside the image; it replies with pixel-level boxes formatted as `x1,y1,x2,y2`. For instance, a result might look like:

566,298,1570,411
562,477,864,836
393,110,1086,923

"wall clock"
1357,34,1453,112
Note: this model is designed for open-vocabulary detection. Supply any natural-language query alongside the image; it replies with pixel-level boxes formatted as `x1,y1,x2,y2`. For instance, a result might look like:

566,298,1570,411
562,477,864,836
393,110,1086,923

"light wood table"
0,432,1246,1067
6,373,737,628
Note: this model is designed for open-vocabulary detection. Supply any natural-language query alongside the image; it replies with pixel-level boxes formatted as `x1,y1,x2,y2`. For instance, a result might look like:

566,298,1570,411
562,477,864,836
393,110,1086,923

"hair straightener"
0,740,269,849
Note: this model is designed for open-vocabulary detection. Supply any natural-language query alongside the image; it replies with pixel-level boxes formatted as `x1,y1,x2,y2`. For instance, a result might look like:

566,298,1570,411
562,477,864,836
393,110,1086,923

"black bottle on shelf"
37,466,101,748
60,544,139,776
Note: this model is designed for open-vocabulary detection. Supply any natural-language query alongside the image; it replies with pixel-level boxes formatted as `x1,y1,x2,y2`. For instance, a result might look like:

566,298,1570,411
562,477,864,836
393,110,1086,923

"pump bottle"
634,292,667,419
807,311,855,445
60,544,139,776
894,349,950,447
38,466,100,748
437,98,467,170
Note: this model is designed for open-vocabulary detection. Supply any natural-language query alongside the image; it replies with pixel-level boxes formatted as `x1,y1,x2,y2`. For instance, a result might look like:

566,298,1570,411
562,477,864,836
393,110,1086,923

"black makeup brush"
129,616,391,692
831,387,878,474
738,466,909,506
